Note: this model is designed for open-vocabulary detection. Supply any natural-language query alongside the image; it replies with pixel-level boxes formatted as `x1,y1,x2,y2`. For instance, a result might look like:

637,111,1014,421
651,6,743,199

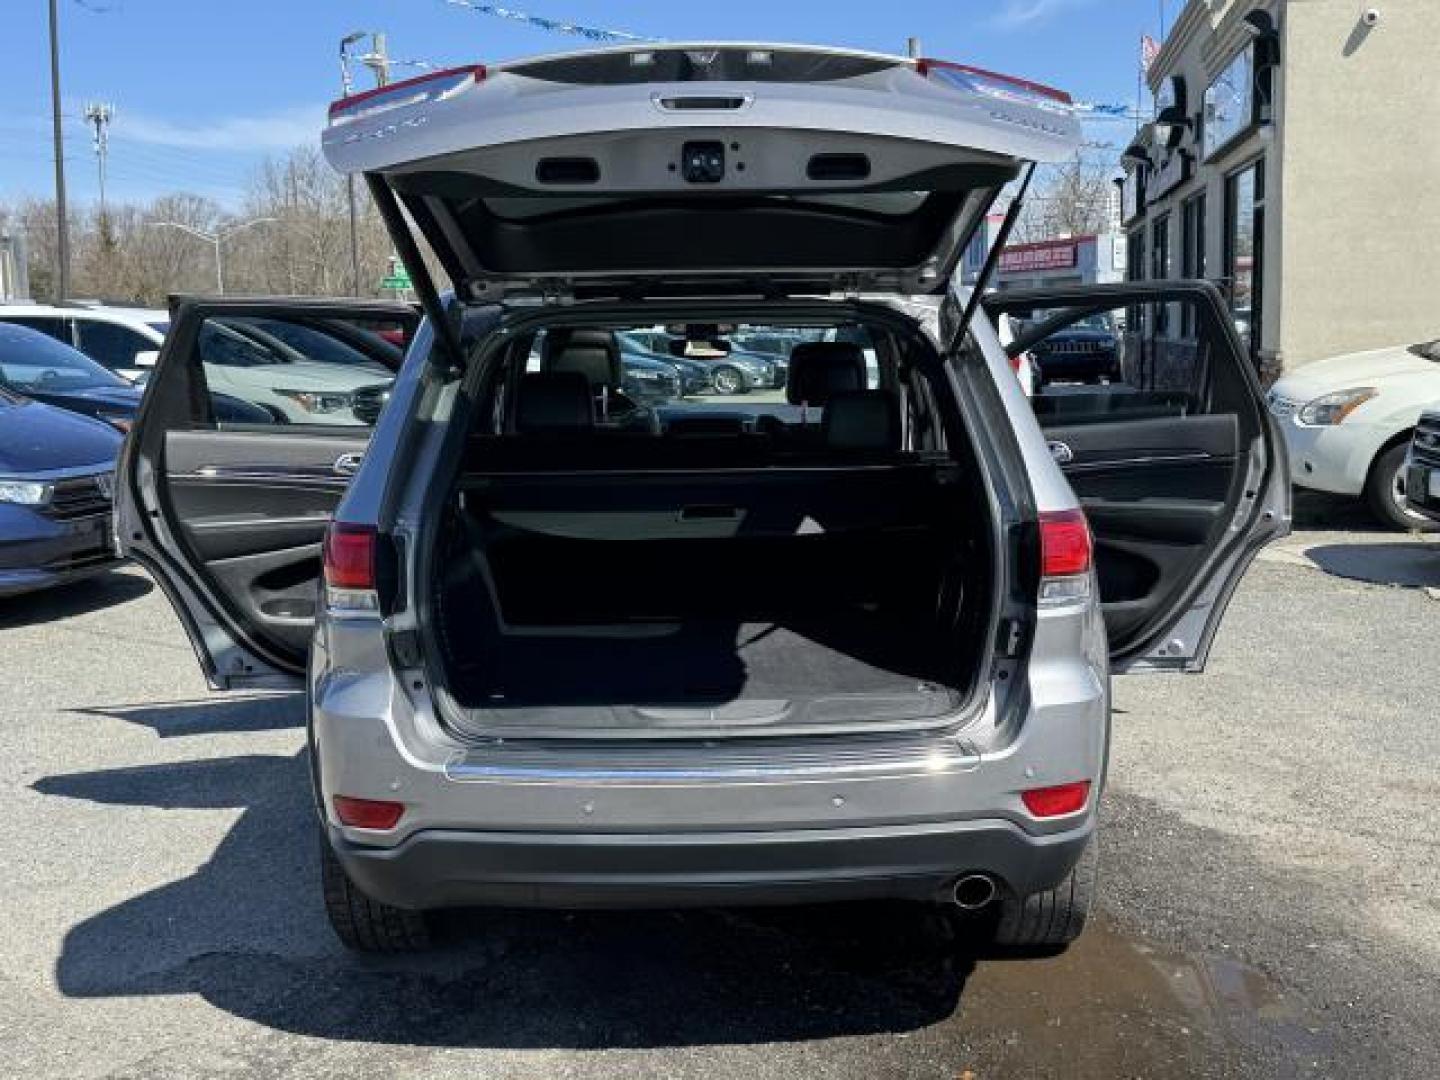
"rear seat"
469,340,905,472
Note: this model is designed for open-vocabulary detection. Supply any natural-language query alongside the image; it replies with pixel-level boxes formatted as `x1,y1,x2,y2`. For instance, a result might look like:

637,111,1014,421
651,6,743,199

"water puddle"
950,917,1338,1078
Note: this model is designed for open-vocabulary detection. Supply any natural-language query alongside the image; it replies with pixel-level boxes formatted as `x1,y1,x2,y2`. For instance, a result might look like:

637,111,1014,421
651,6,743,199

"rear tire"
1364,441,1438,532
319,832,433,953
991,838,1097,951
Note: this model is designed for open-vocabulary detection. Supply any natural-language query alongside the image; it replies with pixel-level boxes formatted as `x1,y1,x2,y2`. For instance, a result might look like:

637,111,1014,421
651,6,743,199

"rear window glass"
521,322,878,417
508,48,897,86
481,321,901,469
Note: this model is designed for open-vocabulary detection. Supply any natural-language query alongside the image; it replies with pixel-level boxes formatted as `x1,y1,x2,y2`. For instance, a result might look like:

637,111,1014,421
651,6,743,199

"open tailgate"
322,43,1081,299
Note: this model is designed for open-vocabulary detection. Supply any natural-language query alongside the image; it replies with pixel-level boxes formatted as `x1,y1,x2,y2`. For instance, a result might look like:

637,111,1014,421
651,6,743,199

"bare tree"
7,144,453,304
1011,154,1119,243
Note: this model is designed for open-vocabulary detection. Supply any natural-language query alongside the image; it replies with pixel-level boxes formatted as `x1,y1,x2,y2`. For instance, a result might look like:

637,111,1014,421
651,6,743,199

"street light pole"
148,217,277,295
47,0,71,302
340,31,370,298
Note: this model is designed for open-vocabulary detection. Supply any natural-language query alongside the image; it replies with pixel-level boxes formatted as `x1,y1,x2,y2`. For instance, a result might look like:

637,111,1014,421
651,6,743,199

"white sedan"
1267,339,1440,529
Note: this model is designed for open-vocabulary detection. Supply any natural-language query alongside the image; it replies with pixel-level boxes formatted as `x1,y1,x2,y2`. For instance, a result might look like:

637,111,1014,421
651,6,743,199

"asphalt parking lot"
1,492,1436,1079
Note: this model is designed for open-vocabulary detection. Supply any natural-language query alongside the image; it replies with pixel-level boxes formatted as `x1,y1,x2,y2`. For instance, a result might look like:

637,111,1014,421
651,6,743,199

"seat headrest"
823,390,900,452
515,372,594,434
542,328,621,389
786,342,867,406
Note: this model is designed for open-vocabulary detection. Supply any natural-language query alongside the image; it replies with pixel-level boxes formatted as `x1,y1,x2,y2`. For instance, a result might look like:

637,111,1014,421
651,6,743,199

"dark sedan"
618,333,709,395
0,389,124,597
620,351,683,402
0,322,277,427
0,322,142,428
1025,313,1121,385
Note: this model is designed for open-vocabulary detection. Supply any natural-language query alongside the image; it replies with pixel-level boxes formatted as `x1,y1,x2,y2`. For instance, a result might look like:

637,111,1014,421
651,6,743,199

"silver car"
117,44,1288,953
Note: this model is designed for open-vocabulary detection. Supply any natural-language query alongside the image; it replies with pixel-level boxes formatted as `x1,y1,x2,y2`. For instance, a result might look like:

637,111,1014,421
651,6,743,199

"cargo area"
422,314,1001,738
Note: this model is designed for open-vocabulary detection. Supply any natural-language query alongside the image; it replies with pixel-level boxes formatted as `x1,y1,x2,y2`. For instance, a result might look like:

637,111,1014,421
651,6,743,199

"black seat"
786,342,867,407
542,329,622,390
515,372,594,434
823,390,901,453
542,328,659,433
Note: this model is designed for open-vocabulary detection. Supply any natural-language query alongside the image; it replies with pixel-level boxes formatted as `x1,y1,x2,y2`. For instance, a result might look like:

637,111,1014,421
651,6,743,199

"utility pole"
47,0,71,303
339,31,389,297
84,103,115,230
362,33,391,88
340,31,368,297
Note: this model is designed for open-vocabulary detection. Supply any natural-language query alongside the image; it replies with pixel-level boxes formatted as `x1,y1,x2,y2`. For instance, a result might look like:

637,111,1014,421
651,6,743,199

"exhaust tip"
951,873,998,911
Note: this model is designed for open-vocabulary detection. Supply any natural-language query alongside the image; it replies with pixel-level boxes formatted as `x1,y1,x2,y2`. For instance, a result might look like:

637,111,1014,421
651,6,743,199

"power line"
437,0,657,43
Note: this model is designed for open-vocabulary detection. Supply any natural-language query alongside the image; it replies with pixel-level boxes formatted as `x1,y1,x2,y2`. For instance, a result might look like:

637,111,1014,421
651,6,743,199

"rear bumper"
330,815,1094,911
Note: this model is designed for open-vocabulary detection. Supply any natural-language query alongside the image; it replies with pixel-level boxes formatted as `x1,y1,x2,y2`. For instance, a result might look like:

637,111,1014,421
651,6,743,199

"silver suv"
117,44,1288,953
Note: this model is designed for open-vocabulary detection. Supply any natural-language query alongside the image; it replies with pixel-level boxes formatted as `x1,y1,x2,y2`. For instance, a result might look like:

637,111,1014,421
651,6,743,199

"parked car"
1403,410,1440,522
706,349,782,395
194,316,406,425
0,322,143,429
0,320,293,429
1018,311,1120,385
618,333,710,395
0,389,124,597
0,303,168,382
1267,339,1440,530
619,349,683,402
117,44,1287,956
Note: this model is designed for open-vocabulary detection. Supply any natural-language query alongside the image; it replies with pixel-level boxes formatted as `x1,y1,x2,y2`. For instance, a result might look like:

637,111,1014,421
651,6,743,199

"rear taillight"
1039,508,1092,605
328,64,486,126
333,795,404,830
322,522,378,613
916,58,1073,107
1021,781,1091,818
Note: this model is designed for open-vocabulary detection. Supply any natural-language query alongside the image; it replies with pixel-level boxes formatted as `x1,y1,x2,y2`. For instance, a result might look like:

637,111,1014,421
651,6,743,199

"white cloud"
116,104,323,152
991,0,1094,29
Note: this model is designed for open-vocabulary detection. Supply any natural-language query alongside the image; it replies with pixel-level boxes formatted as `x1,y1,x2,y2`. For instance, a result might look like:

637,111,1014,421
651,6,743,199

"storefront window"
1151,214,1171,334
1126,229,1145,282
1225,159,1265,355
1181,193,1206,337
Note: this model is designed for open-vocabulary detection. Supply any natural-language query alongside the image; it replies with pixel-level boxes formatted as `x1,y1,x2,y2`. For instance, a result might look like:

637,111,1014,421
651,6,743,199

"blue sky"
1,0,1169,210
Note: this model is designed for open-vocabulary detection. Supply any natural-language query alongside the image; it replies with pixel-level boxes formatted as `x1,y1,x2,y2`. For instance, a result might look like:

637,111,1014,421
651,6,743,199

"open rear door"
982,282,1290,672
115,297,418,689
322,44,1082,300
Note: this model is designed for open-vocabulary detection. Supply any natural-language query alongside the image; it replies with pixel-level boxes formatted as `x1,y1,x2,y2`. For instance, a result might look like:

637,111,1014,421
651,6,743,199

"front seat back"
786,342,867,407
542,329,622,391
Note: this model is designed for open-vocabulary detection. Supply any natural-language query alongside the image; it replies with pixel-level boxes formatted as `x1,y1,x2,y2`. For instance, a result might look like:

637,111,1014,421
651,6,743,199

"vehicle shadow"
1303,542,1440,589
38,738,976,1048
1290,489,1376,532
66,692,304,738
0,569,152,629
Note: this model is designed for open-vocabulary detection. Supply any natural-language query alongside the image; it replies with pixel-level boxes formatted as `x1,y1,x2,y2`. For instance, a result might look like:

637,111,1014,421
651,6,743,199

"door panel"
163,429,360,654
116,297,418,689
981,282,1289,671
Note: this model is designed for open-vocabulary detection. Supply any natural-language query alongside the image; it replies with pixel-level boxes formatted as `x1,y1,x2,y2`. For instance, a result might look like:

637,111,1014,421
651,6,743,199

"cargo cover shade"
323,44,1081,300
